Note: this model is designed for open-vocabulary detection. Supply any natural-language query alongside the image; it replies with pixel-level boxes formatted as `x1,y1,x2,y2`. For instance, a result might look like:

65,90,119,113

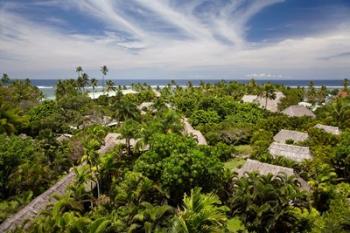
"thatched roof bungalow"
273,129,309,143
241,91,285,112
56,134,72,143
241,95,258,103
268,142,312,162
314,124,341,135
182,118,207,145
236,159,310,191
153,89,161,97
282,105,316,118
236,159,294,177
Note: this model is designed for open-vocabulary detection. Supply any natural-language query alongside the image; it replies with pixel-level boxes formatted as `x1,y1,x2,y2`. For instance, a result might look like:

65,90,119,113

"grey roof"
268,142,312,162
282,105,316,118
56,134,72,143
183,118,207,145
97,133,147,154
315,124,341,135
0,172,76,232
236,159,294,177
241,95,258,103
273,129,309,143
236,159,310,191
138,102,155,115
241,92,285,112
153,89,161,97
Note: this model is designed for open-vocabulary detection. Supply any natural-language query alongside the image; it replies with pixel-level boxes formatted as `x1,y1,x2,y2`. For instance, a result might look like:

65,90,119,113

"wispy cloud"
0,0,350,79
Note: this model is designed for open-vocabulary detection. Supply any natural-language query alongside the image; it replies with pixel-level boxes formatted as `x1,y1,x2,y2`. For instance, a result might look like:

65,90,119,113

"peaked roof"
236,159,310,191
315,124,341,135
241,91,285,112
282,105,316,118
236,159,294,177
268,142,312,162
241,95,258,103
273,129,309,143
182,118,207,145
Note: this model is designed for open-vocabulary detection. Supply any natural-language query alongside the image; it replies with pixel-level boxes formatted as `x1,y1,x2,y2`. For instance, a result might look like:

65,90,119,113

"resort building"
182,118,207,145
282,105,316,118
273,129,309,143
314,124,341,135
236,159,310,191
241,91,285,112
268,142,312,162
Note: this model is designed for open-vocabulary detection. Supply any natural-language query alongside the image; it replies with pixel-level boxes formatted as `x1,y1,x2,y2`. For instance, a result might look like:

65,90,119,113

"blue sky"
1,0,350,80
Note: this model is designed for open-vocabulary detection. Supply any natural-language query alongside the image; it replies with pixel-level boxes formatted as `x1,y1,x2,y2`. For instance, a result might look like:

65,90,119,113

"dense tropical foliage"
0,72,349,232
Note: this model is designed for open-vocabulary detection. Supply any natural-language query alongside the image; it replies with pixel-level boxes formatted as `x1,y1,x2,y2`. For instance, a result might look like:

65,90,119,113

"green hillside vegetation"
1,72,350,233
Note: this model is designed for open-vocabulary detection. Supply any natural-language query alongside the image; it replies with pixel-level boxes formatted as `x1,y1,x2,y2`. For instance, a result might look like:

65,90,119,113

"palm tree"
326,98,350,128
76,66,83,77
114,99,140,121
0,99,24,135
101,65,108,93
119,119,140,154
171,187,229,233
1,73,10,86
259,83,276,109
130,202,174,233
90,78,98,98
343,78,349,91
105,80,115,95
80,73,89,92
230,173,309,233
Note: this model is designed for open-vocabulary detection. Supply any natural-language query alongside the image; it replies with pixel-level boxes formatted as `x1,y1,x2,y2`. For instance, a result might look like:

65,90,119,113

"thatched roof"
282,105,316,118
273,129,309,143
138,102,154,110
79,115,117,129
241,95,258,103
0,172,76,232
241,92,285,112
236,159,310,191
56,134,72,143
138,102,155,115
97,133,123,154
236,159,294,177
182,118,207,145
153,89,161,97
97,133,146,154
315,124,341,135
269,142,312,162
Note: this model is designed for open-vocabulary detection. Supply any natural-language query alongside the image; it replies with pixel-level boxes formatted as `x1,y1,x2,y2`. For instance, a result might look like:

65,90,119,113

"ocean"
29,79,345,99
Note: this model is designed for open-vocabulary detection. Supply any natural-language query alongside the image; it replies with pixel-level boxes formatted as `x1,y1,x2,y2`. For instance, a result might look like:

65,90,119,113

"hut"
56,134,72,143
241,95,258,103
236,159,310,191
153,89,161,97
273,129,309,143
314,124,341,135
236,159,294,177
241,91,285,112
182,118,207,145
282,105,316,118
268,142,312,162
138,102,155,115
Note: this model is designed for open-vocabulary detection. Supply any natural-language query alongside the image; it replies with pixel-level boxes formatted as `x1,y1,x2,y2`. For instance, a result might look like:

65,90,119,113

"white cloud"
0,0,350,79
